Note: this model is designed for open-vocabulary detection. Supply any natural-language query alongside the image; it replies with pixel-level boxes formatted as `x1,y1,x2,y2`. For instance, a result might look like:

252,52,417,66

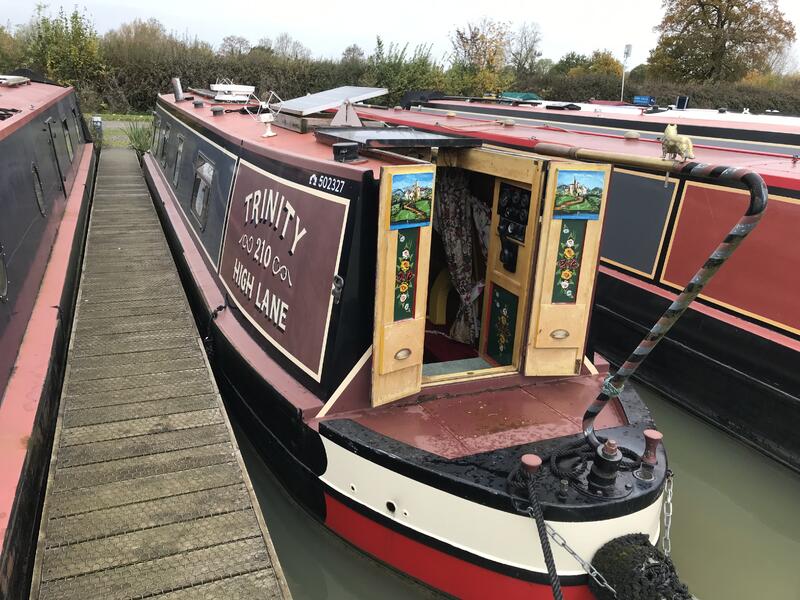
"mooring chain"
662,470,674,557
542,521,618,598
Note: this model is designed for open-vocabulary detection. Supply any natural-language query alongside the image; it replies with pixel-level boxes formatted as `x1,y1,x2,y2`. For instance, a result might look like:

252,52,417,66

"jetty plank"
29,148,291,600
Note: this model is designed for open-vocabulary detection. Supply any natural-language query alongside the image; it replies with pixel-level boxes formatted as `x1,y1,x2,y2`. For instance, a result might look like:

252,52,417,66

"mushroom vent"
332,142,359,163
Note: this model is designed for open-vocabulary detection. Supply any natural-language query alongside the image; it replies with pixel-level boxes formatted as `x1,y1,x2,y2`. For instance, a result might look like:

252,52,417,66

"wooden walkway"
29,149,290,600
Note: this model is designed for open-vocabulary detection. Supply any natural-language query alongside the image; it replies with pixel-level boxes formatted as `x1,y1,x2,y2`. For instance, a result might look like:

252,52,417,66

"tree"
362,37,445,105
586,50,623,76
767,42,799,75
219,35,250,56
507,22,542,77
0,24,23,72
533,58,554,76
628,63,649,81
341,44,365,63
549,52,590,76
22,6,104,87
272,33,311,60
450,18,510,71
648,0,796,82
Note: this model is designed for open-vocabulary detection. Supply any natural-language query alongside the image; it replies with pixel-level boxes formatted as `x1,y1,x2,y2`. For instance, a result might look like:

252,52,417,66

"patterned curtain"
433,169,480,345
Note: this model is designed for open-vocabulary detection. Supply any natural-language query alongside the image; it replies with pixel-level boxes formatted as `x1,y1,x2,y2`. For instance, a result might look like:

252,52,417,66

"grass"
92,113,152,122
84,114,153,149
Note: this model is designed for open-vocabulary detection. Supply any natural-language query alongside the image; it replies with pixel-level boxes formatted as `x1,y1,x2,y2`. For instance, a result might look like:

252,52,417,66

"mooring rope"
525,472,564,600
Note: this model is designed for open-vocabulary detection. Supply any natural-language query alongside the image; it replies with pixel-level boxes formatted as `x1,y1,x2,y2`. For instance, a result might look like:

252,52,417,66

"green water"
640,386,800,600
235,383,800,599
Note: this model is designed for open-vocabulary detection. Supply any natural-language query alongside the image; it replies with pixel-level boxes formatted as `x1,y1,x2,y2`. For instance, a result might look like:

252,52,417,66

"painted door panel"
372,165,436,407
525,162,611,376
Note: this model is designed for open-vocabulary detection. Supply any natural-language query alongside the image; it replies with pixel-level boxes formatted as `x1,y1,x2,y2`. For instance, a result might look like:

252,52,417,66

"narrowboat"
354,98,800,474
0,73,96,598
144,83,762,598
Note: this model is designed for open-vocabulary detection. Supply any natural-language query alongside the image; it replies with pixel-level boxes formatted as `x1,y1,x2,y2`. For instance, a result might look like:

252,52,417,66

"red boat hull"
324,493,594,600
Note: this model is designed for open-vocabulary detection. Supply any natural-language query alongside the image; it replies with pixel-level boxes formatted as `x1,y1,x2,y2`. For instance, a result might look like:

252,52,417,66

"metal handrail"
532,143,769,448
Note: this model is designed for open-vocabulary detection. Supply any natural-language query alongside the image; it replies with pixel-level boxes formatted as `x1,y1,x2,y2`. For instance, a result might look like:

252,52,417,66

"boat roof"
159,93,400,179
427,98,800,136
0,81,72,141
354,105,800,191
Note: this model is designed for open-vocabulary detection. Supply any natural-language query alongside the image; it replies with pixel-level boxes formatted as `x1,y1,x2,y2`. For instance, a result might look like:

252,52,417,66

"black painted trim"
319,417,666,523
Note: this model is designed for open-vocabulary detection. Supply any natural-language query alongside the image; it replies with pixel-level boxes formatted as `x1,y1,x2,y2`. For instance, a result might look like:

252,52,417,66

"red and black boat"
0,73,96,598
144,83,763,598
354,97,800,475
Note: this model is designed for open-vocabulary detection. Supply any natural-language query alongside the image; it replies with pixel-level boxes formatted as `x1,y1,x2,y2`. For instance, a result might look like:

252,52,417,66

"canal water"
234,382,800,600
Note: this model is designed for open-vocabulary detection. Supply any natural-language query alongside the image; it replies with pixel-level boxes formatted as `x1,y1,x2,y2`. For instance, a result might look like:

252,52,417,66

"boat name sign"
220,160,350,380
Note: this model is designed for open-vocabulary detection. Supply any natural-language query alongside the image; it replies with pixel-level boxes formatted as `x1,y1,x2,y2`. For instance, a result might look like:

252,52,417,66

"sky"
5,0,800,68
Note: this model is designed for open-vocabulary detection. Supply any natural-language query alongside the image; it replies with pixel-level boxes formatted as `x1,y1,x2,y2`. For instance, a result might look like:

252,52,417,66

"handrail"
532,142,769,448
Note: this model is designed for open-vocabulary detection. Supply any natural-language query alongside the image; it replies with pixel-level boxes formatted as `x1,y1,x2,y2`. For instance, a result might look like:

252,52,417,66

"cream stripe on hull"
320,437,662,576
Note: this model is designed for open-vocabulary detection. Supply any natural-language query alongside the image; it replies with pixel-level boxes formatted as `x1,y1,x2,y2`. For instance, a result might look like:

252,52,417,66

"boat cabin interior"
151,85,623,439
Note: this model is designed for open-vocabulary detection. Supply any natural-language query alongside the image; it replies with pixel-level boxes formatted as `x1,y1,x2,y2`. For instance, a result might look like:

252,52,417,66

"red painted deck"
327,374,625,459
429,99,800,136
158,94,386,179
354,106,800,191
0,81,71,141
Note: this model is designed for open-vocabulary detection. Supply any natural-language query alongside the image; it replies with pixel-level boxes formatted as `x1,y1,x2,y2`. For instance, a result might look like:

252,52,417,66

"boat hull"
0,84,95,598
145,152,665,598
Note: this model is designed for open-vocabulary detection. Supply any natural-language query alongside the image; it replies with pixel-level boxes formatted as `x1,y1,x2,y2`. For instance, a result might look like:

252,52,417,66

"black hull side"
0,147,96,600
591,271,800,473
145,165,330,521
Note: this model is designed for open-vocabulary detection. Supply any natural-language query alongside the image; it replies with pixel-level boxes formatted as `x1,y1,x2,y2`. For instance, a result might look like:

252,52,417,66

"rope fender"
590,534,692,600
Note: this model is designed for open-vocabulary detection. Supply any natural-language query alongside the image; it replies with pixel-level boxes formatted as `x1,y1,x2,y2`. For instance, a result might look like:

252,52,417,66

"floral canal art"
552,220,587,303
486,284,518,365
394,228,420,321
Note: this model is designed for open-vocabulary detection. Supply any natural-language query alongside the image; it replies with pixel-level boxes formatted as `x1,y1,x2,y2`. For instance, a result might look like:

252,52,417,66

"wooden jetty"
28,148,291,600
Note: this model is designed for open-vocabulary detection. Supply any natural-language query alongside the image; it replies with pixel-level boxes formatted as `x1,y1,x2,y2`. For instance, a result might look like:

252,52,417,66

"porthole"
0,245,8,302
32,163,46,216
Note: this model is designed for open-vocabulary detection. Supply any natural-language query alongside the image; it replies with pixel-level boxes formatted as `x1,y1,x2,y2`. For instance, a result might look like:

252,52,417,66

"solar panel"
274,86,388,116
314,127,482,149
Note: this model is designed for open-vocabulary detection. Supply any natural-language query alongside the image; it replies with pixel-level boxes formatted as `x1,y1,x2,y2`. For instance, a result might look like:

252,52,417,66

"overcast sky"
6,0,800,68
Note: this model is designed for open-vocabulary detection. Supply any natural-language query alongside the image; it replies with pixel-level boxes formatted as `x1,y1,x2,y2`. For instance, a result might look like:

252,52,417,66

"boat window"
62,118,74,162
32,163,46,216
71,107,82,142
190,154,214,230
152,115,161,152
173,135,184,187
0,244,7,302
159,124,170,166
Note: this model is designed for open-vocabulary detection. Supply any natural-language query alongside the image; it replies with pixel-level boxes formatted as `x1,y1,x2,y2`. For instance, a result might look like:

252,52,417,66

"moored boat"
144,83,761,598
0,73,96,598
353,99,800,475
